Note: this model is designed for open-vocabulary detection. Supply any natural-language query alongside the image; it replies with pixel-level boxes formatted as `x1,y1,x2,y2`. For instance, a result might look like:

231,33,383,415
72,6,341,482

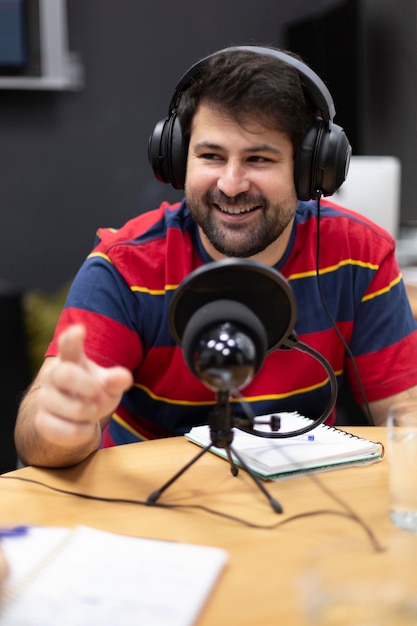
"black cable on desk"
0,473,385,553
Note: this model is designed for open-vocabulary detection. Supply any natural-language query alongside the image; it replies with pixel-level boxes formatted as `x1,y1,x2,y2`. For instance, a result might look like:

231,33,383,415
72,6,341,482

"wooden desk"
1,428,417,625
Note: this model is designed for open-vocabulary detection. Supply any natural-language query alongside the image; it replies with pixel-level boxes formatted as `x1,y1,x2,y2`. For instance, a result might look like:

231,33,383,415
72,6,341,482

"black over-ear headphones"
148,46,351,201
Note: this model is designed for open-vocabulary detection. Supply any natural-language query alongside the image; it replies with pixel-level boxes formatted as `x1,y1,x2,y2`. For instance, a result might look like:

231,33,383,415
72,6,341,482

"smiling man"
15,46,417,468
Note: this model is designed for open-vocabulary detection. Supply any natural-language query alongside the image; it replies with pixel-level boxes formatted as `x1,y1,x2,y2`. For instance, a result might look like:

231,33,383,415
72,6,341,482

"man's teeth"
218,205,256,214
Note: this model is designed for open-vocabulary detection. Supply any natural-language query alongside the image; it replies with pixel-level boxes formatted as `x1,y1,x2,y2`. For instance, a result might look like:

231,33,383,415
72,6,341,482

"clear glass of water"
388,401,417,533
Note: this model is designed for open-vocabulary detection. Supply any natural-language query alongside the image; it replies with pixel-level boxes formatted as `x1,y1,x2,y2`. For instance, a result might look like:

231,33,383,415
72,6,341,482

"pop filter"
169,259,297,354
169,258,338,438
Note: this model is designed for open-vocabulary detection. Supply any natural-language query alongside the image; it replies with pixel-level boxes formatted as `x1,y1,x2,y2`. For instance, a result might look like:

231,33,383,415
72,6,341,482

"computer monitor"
327,156,401,238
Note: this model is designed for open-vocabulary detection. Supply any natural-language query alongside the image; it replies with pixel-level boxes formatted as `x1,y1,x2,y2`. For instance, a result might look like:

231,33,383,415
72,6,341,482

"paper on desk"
1,526,71,589
0,525,228,626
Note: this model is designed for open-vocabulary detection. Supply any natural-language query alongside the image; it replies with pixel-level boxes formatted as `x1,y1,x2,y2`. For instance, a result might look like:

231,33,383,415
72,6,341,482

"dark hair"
176,48,317,152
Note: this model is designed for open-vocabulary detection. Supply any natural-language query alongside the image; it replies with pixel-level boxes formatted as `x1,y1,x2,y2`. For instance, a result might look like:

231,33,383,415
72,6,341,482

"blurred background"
0,0,416,471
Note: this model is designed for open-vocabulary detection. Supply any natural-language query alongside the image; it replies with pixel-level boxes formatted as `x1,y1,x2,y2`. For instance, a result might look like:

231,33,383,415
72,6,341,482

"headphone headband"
170,46,335,123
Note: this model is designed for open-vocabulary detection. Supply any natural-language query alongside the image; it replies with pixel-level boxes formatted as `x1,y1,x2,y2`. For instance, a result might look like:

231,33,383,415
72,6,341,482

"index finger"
57,324,88,364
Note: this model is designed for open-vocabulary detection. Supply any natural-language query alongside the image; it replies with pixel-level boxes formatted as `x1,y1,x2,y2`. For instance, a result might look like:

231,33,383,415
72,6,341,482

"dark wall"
359,0,417,227
0,0,349,294
286,0,417,228
287,0,361,153
2,0,415,296
0,283,30,473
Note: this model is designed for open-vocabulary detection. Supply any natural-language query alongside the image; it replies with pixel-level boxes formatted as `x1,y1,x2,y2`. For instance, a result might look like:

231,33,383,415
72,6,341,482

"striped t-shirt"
46,199,417,446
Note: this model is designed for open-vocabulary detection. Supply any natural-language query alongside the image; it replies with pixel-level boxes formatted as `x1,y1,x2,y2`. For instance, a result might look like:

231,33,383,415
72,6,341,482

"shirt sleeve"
345,248,417,403
45,254,143,371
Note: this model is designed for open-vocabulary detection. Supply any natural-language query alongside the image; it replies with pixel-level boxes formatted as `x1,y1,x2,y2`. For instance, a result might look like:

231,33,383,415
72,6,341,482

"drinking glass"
388,401,417,533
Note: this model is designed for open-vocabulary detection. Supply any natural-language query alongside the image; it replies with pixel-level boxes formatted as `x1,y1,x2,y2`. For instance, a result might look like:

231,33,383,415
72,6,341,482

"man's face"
185,102,298,264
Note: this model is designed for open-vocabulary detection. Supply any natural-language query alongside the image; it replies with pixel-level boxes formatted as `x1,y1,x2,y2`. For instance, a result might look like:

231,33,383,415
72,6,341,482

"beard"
185,188,297,258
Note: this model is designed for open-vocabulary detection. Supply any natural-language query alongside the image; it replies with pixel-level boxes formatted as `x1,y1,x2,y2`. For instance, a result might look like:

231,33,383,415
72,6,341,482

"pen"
294,434,315,441
0,526,29,538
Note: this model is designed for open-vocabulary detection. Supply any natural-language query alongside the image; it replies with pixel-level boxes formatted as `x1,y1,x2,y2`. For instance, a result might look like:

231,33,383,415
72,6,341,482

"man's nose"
216,162,250,197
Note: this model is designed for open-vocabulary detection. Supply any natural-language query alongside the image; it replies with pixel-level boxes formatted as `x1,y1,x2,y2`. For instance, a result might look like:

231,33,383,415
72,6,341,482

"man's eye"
200,153,222,160
248,156,270,163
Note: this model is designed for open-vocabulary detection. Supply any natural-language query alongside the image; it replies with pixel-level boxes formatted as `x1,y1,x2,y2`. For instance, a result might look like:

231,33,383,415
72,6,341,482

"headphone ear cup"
294,119,321,201
148,118,169,184
148,114,187,189
294,118,351,201
168,114,188,190
319,123,351,197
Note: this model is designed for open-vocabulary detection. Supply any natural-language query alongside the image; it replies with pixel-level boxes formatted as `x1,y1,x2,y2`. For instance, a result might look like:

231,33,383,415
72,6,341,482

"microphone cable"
0,473,385,553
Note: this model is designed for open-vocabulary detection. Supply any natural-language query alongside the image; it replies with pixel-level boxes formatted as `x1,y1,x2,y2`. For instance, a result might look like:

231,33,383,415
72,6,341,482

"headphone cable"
314,195,375,425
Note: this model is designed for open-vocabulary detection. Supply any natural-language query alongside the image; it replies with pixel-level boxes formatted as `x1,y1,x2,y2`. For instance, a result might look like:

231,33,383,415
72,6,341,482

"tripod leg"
224,446,239,477
229,445,283,514
147,442,214,504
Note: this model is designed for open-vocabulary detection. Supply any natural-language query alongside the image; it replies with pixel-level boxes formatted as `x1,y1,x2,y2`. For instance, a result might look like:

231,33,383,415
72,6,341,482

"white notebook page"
1,525,228,626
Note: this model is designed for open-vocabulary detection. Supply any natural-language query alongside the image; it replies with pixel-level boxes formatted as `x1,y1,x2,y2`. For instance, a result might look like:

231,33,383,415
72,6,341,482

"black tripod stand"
147,390,283,513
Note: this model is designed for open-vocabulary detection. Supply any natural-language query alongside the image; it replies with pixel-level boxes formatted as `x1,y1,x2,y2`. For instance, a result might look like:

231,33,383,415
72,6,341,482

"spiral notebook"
185,412,383,480
0,525,228,626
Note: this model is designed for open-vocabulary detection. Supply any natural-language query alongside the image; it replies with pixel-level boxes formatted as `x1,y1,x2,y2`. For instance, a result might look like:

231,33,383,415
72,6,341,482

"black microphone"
182,298,267,392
